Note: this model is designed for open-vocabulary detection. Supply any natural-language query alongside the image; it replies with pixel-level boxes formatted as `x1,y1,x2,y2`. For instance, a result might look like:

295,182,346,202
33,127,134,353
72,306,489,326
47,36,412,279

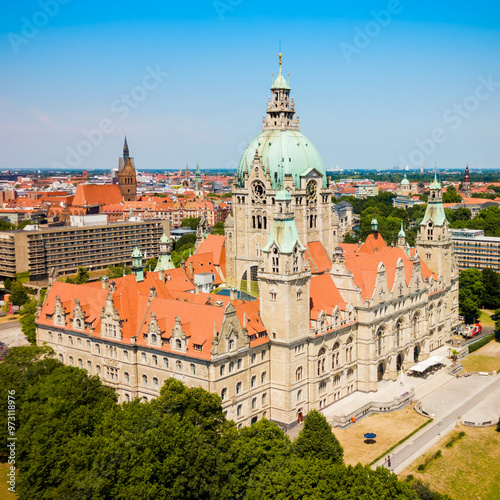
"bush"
406,475,414,482
468,334,494,353
435,450,441,458
417,464,426,471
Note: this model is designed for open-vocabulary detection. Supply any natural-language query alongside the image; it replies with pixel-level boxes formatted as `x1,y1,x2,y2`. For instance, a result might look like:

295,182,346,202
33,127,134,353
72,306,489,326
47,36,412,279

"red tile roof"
310,274,347,318
72,184,123,207
305,241,331,274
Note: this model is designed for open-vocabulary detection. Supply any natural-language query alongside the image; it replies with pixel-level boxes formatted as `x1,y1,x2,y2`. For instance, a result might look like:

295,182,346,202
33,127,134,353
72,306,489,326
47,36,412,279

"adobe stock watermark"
52,65,168,169
340,0,409,64
213,0,243,21
7,0,70,54
398,75,500,168
225,135,255,169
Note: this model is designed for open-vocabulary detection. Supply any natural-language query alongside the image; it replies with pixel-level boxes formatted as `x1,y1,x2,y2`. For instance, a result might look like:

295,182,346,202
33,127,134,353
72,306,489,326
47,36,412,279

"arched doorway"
297,409,304,424
414,345,420,363
396,353,404,372
377,362,385,381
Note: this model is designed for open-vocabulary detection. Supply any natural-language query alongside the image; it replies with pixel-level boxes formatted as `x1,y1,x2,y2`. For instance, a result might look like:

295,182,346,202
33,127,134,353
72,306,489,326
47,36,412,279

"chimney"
188,261,194,276
109,281,117,293
102,276,109,290
230,286,238,301
149,287,157,301
159,269,165,284
195,283,201,295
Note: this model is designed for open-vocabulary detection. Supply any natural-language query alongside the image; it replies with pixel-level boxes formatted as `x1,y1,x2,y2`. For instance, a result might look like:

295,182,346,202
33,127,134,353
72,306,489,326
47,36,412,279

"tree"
9,281,29,307
294,409,343,464
19,299,37,344
481,268,500,310
145,257,158,271
181,217,200,230
106,264,132,278
65,267,89,284
459,268,485,313
442,185,462,203
173,233,196,251
211,221,224,235
4,277,12,291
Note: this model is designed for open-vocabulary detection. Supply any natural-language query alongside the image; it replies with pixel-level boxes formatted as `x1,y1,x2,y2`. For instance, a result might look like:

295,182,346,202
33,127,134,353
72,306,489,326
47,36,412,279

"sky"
1,0,500,171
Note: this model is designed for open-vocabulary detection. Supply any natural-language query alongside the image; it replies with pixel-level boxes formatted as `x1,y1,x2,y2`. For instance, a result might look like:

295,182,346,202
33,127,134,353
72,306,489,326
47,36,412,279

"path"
373,374,500,473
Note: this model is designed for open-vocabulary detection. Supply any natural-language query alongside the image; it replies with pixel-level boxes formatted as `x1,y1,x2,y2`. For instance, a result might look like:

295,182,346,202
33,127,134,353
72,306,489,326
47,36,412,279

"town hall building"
36,55,459,429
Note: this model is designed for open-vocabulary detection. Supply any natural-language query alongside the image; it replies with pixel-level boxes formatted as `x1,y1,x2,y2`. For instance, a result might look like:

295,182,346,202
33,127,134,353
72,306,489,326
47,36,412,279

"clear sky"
1,0,499,171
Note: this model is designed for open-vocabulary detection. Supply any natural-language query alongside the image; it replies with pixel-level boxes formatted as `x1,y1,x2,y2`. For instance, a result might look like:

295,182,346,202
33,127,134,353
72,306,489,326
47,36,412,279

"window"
152,355,158,366
261,372,267,383
190,363,196,375
376,329,383,356
96,365,101,375
237,404,242,416
151,334,157,344
78,358,83,369
319,380,327,393
142,374,148,386
59,354,64,363
229,361,234,373
95,344,100,354
251,375,256,388
236,382,242,395
220,364,225,377
228,339,235,351
262,393,267,405
142,353,147,364
270,291,277,301
272,248,279,273
77,338,82,348
237,358,242,370
252,397,257,409
297,390,302,402
125,394,130,403
334,375,341,386
332,343,340,368
87,360,91,372
87,340,91,351
221,388,227,401
261,350,266,361
176,360,182,371
297,289,302,300
296,366,303,381
124,372,130,384
251,353,256,364
176,339,182,349
68,336,73,346
153,377,159,390
48,331,53,341
58,333,63,344
69,356,74,366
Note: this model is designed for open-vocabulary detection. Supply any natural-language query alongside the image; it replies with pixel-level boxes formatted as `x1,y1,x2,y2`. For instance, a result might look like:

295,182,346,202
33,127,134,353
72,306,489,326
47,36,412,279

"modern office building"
451,228,500,272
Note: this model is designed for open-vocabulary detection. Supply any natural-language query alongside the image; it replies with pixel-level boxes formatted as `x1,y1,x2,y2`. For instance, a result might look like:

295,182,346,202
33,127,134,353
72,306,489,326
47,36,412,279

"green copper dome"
401,175,410,185
237,129,326,189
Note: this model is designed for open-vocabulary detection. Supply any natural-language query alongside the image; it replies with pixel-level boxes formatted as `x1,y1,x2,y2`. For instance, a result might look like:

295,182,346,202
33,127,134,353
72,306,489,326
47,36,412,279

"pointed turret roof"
123,136,129,159
398,221,405,238
430,172,441,190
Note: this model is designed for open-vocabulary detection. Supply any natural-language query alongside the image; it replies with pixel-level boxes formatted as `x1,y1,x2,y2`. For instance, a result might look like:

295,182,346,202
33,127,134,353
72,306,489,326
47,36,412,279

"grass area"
334,407,428,466
461,337,500,373
401,426,500,500
0,463,16,499
478,309,495,327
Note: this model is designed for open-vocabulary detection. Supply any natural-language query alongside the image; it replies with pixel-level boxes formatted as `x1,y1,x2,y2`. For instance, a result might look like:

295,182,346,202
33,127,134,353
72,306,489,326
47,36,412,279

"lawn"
401,426,500,500
461,338,500,373
0,463,16,499
333,407,428,466
478,309,495,327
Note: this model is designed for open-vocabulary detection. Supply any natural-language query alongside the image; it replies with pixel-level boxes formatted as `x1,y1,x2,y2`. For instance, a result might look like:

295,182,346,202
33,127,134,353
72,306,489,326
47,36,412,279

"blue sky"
1,0,500,171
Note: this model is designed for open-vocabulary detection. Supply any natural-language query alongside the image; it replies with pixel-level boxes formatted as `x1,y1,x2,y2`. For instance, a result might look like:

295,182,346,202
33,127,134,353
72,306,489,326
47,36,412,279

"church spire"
263,51,299,132
123,136,129,160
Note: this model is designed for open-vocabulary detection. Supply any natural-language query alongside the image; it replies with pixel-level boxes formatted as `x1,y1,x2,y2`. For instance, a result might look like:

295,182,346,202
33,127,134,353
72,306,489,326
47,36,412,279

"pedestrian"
387,455,391,467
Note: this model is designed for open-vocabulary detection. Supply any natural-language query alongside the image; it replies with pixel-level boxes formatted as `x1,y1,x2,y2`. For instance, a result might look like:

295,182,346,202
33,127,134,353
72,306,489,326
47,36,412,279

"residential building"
451,228,500,272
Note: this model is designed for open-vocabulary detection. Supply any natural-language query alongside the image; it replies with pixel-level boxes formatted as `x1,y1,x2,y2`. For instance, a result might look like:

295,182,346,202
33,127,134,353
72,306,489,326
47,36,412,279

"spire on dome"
271,51,291,90
398,220,405,238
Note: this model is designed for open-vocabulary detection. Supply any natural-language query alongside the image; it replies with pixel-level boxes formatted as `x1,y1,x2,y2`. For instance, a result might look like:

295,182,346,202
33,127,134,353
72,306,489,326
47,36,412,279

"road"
375,374,500,473
0,319,29,348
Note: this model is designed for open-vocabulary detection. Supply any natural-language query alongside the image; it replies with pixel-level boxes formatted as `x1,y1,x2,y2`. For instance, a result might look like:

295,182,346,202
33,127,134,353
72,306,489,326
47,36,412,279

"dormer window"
176,339,182,350
228,338,235,351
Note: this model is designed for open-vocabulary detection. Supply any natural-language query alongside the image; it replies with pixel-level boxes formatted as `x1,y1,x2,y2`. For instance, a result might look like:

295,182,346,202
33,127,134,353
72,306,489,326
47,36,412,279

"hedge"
468,334,494,353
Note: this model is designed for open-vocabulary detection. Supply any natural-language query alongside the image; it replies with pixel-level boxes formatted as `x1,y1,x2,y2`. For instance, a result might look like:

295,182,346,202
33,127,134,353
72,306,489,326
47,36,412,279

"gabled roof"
72,184,123,207
357,232,388,254
197,235,226,271
305,241,331,274
185,253,223,285
310,274,347,318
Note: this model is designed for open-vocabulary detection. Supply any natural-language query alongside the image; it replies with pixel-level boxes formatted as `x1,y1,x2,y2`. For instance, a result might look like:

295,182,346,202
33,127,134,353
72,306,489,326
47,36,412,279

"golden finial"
279,52,282,65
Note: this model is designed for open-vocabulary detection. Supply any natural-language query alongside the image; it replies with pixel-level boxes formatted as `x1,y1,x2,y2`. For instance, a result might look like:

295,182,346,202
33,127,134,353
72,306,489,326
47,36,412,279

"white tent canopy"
409,355,444,373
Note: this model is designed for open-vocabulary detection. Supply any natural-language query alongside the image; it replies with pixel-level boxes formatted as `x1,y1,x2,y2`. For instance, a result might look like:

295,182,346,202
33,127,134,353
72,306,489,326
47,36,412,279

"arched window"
69,336,73,346
176,339,182,349
376,328,384,356
124,372,130,384
262,393,267,405
261,350,266,361
125,394,130,403
237,404,242,416
95,343,100,354
229,361,234,373
152,355,158,366
153,377,159,390
190,363,196,375
396,320,403,347
58,353,64,363
176,360,182,372
151,334,157,344
77,337,82,347
220,364,225,377
78,358,83,368
237,358,242,370
228,338,235,351
252,397,257,409
251,375,257,388
96,365,101,375
236,382,242,395
142,374,148,386
272,248,279,273
346,337,353,362
296,366,303,381
142,353,147,364
251,353,256,364
163,357,169,369
297,390,302,402
69,356,74,366
221,388,227,401
86,340,91,351
332,342,340,368
87,360,91,372
261,371,267,383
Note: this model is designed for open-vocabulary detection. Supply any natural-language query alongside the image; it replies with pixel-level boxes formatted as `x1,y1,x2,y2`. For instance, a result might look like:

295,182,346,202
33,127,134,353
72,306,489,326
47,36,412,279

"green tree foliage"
0,219,14,230
106,263,132,278
181,217,200,230
4,277,12,291
173,233,197,251
343,233,359,244
145,257,158,271
294,409,344,464
19,299,37,344
211,221,225,235
9,355,443,500
481,268,500,310
9,281,29,307
449,205,500,236
442,185,462,203
65,266,90,284
459,269,484,322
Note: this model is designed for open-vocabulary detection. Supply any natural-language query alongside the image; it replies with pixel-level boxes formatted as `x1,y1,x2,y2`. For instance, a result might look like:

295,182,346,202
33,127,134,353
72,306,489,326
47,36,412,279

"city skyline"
1,0,499,171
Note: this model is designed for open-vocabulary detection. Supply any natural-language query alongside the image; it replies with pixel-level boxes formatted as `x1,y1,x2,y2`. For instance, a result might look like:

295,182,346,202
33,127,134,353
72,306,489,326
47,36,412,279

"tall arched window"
332,342,340,368
346,337,353,362
272,248,279,273
221,388,227,401
142,374,148,386
318,347,326,375
296,366,303,381
376,328,384,356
